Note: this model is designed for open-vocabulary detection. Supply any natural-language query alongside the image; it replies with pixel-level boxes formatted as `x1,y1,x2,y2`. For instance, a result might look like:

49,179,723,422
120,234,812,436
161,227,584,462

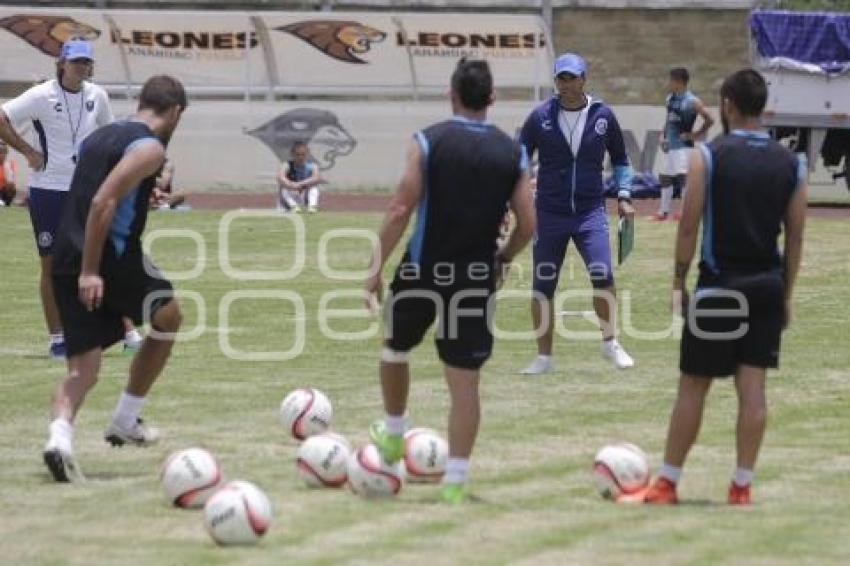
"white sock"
733,467,754,487
384,414,408,436
280,189,299,209
659,463,682,484
49,332,64,345
306,187,319,207
125,329,142,343
443,457,470,485
660,187,673,214
48,418,74,453
536,354,552,364
113,391,145,431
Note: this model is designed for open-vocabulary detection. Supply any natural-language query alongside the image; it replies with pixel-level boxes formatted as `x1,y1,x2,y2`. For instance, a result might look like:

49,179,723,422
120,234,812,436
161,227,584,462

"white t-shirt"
1,79,112,191
558,96,591,158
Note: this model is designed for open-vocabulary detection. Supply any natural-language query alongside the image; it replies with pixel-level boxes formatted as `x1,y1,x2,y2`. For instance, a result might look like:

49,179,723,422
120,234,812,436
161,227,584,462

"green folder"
618,216,634,266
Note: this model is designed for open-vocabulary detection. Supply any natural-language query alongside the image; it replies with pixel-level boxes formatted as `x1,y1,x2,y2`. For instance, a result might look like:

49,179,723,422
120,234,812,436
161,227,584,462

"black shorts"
385,267,495,370
680,270,784,378
28,187,67,256
53,252,173,357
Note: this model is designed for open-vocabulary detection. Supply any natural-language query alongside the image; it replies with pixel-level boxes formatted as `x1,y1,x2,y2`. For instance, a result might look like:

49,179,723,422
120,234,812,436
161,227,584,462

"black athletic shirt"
698,130,803,281
53,120,163,274
405,116,526,269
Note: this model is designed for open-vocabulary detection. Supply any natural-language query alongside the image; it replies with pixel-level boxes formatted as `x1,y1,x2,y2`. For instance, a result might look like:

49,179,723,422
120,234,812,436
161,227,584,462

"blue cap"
60,39,94,61
554,53,586,78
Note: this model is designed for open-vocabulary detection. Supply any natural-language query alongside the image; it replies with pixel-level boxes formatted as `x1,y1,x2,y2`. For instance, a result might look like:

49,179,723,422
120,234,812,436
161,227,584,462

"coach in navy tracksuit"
518,53,636,375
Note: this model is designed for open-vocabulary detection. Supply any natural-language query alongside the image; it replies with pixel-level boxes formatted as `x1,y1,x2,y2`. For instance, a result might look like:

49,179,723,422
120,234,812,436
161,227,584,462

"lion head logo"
0,14,100,58
246,108,357,170
276,20,385,64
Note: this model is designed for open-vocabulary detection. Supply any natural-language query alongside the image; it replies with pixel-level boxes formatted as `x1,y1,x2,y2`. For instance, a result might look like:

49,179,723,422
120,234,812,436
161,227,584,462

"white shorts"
661,148,691,177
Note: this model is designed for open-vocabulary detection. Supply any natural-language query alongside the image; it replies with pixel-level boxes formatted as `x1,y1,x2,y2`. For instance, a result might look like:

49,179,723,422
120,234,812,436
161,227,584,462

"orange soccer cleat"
650,212,669,222
728,482,752,505
643,477,679,504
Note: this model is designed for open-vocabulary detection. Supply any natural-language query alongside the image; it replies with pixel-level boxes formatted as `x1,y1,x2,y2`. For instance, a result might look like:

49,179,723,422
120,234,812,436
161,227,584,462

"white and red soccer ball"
593,442,650,501
279,388,333,441
402,428,448,483
296,432,352,488
161,447,223,509
347,444,403,498
203,480,272,545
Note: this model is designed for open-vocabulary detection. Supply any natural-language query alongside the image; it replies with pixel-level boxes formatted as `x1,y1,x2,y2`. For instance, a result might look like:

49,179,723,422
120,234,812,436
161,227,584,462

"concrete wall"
4,99,700,192
551,9,751,104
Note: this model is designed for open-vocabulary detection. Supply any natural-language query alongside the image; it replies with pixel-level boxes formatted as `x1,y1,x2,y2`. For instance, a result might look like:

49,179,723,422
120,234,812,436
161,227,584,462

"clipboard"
618,216,634,266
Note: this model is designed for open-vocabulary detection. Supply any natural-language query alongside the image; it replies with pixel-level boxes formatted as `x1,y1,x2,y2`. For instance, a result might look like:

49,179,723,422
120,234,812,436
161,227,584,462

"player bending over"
364,58,535,503
43,75,187,482
644,69,806,505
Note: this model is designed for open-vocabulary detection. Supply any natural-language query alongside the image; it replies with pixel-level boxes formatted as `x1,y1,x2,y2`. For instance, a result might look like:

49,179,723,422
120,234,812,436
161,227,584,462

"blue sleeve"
414,131,429,173
605,110,633,194
518,144,529,173
519,111,538,162
795,153,808,192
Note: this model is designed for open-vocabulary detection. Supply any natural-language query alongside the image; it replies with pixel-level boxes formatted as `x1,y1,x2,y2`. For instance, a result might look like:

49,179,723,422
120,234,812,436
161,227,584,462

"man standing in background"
518,52,636,375
653,67,714,221
0,37,143,356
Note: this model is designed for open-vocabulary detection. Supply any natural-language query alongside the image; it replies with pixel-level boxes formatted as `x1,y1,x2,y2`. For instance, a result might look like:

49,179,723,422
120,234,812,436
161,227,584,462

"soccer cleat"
43,446,85,483
104,418,161,447
441,483,466,504
728,482,752,505
650,212,669,221
602,340,634,369
519,355,553,375
369,420,403,465
48,340,66,360
643,477,678,504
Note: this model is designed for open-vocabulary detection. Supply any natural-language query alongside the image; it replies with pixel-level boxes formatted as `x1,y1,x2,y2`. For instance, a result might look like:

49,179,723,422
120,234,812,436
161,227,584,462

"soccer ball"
279,388,333,440
347,444,403,498
593,443,650,501
160,447,222,508
296,432,352,488
204,480,272,545
402,428,448,483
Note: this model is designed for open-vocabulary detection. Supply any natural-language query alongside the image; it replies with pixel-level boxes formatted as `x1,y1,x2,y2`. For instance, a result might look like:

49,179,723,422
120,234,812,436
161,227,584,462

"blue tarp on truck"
750,10,850,74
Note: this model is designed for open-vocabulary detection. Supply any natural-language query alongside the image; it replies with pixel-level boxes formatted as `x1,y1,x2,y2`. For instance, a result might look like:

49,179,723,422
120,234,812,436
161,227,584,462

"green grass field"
1,207,849,565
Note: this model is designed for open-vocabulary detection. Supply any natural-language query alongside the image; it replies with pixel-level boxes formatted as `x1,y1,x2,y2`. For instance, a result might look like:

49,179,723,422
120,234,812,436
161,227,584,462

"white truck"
750,9,850,190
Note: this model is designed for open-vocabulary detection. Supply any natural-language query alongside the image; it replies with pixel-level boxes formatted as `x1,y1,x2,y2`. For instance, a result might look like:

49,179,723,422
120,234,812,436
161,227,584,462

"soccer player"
43,75,187,482
0,37,142,356
643,69,806,505
653,67,714,221
364,59,535,503
518,52,636,375
278,141,322,213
